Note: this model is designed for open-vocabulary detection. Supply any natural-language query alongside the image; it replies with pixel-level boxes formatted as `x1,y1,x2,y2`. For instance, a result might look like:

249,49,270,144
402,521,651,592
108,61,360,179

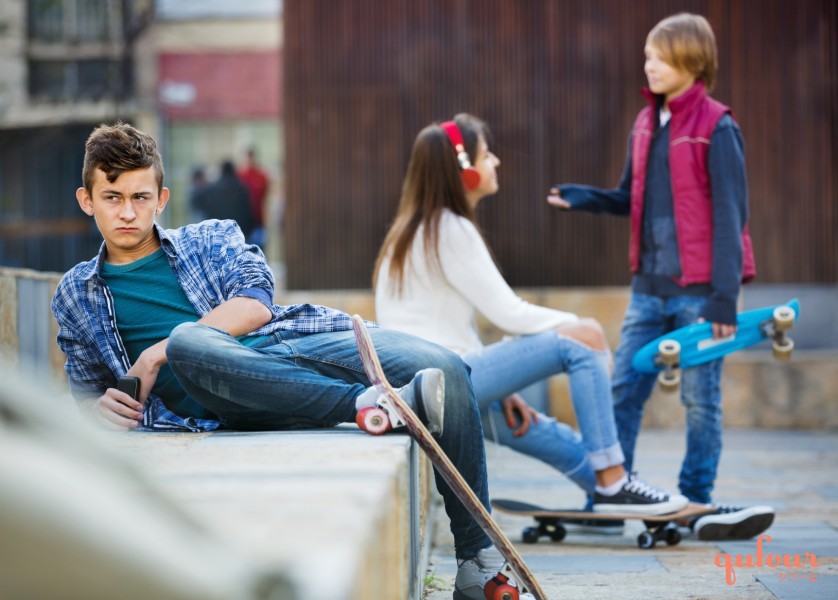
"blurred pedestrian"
193,160,255,240
238,147,269,246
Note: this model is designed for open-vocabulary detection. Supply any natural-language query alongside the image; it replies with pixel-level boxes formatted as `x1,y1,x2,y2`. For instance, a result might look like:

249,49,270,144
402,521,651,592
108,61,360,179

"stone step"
1,360,433,599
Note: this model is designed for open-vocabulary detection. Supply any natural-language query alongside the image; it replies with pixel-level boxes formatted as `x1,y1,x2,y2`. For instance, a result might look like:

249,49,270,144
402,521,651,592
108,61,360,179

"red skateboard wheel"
356,406,391,435
484,573,518,600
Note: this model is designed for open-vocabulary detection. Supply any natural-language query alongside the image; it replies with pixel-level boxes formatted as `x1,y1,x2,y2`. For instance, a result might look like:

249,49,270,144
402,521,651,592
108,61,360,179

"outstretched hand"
546,187,571,210
501,393,540,437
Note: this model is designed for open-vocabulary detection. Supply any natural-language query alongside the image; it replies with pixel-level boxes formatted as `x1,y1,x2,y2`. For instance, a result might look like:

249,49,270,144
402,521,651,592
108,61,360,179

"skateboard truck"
767,305,795,360
655,339,681,391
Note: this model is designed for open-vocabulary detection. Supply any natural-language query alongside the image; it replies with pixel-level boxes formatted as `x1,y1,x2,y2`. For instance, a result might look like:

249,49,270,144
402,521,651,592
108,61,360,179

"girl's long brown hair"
373,113,490,294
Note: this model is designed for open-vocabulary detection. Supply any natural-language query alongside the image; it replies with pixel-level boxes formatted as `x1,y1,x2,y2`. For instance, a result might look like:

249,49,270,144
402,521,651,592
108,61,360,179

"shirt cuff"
701,297,737,325
233,286,274,309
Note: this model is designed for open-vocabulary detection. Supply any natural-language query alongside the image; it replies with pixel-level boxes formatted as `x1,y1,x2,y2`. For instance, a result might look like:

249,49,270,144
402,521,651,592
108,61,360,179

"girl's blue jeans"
463,330,625,494
166,322,491,559
611,293,723,504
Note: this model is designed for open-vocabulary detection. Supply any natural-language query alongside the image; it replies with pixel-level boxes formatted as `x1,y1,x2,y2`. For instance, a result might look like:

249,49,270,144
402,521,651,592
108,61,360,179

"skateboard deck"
351,315,545,600
631,298,800,389
492,499,715,549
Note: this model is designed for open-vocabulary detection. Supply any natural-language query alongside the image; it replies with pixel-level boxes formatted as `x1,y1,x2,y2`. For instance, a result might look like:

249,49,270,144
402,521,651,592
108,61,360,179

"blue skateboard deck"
632,299,800,387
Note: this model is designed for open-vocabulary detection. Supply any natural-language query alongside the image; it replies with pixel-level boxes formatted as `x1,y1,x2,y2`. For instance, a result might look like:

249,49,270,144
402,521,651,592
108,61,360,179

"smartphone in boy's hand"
117,376,141,402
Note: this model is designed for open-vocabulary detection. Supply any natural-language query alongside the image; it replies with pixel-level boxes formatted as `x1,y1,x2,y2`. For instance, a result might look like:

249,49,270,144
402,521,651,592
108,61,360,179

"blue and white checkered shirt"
51,219,355,432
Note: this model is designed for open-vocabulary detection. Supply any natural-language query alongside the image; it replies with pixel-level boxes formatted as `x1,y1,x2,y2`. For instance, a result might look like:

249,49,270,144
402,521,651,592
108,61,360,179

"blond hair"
647,13,718,92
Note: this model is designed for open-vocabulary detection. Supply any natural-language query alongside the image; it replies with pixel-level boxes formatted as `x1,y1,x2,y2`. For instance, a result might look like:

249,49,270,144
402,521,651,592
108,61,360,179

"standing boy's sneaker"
593,473,689,515
454,545,535,600
691,504,775,540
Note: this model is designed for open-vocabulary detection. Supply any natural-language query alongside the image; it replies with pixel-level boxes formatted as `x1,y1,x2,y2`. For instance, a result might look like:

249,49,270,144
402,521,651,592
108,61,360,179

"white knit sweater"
375,209,578,355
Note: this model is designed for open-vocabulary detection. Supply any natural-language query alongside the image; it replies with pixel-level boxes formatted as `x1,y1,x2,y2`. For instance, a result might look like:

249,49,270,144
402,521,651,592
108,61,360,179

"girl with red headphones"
374,115,687,596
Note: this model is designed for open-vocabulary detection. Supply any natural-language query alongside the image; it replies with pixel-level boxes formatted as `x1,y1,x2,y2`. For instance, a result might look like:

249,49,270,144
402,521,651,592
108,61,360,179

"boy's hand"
128,340,168,403
547,187,571,209
501,393,540,437
81,388,144,430
698,318,738,339
712,322,738,339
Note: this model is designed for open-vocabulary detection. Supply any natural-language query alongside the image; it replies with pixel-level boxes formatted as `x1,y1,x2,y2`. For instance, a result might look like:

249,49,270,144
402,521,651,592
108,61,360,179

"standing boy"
51,122,534,599
548,13,774,540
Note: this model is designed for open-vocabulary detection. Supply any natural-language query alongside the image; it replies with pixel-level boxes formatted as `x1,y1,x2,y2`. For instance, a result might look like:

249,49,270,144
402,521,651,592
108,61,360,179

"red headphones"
440,120,481,191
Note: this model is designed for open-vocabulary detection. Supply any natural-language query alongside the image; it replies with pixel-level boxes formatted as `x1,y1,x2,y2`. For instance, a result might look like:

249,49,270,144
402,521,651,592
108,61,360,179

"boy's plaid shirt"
51,219,355,431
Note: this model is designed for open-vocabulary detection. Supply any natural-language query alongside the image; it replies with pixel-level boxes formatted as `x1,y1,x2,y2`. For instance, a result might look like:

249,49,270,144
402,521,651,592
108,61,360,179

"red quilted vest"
629,81,756,285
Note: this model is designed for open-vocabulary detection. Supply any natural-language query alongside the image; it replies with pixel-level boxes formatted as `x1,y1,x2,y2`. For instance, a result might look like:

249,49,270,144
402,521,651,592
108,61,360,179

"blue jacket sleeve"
555,135,632,216
701,114,749,325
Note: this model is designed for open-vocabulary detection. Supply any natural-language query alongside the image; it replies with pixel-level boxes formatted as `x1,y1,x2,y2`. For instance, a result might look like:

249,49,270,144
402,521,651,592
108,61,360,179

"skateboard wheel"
773,306,796,331
658,339,681,363
637,531,656,549
522,527,540,544
484,573,518,600
657,370,680,391
356,407,391,435
772,337,794,361
665,527,682,546
548,524,567,542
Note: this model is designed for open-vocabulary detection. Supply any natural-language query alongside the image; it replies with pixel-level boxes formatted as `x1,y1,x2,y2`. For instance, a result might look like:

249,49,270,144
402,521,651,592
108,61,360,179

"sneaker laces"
713,503,746,514
624,474,669,502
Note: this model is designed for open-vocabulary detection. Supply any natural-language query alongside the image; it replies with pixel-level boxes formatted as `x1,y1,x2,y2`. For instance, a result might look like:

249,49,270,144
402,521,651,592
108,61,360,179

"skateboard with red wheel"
631,298,800,390
351,315,545,600
492,499,715,549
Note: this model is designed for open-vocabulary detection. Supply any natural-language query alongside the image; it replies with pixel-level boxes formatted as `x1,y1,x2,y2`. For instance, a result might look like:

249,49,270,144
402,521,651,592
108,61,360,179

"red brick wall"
158,51,281,120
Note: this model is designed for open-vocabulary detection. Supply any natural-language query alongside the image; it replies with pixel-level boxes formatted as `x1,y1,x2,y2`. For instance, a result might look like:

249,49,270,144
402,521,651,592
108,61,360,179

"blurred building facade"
0,0,283,272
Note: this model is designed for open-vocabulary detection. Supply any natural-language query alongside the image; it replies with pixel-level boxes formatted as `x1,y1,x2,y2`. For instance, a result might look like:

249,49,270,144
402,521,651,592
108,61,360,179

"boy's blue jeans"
611,293,723,504
166,322,491,559
464,330,624,494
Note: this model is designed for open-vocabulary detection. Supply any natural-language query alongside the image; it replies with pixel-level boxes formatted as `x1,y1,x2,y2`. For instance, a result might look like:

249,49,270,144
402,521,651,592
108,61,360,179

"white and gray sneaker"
356,368,446,435
396,368,445,436
593,473,689,515
454,545,535,600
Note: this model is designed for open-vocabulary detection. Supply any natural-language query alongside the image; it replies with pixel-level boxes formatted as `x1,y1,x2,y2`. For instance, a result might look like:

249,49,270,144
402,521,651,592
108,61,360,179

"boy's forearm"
198,295,273,336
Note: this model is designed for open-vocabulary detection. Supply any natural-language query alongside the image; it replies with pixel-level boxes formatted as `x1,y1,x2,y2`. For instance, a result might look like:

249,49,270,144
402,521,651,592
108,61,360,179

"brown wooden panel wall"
284,0,837,290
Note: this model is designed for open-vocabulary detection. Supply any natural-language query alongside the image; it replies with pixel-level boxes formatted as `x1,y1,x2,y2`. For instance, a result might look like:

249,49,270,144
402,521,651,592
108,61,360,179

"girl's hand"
501,393,540,437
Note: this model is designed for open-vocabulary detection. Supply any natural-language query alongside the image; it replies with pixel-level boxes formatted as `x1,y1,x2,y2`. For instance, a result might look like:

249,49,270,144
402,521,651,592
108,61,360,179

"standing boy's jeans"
611,293,723,504
463,330,625,494
166,322,491,559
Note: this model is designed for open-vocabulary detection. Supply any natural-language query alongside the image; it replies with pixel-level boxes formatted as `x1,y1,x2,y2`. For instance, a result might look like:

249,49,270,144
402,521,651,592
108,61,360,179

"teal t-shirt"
100,248,272,419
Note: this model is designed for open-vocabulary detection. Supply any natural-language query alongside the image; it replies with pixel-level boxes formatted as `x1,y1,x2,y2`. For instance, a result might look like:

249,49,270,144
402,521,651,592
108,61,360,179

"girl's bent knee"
557,318,609,351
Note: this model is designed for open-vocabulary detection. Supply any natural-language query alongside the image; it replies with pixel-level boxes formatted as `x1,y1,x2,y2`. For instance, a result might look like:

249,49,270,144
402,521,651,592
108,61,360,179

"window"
27,0,129,101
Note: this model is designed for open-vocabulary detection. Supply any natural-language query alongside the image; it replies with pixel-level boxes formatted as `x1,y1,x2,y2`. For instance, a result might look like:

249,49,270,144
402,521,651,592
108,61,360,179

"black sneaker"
593,473,689,515
691,504,775,540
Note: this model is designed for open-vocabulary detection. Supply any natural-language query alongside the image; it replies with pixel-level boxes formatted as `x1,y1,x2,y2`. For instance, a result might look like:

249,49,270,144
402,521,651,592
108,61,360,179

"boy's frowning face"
644,44,697,105
76,166,169,264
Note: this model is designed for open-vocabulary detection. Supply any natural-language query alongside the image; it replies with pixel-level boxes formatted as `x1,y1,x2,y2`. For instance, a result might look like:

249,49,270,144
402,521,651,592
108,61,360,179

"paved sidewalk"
423,429,838,600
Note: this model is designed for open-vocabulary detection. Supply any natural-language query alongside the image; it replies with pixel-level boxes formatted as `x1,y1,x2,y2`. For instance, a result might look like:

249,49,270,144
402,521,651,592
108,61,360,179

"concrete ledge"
112,426,433,600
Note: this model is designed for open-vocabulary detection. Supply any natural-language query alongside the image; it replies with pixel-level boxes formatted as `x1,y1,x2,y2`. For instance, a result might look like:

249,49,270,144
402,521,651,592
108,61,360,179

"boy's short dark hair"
647,13,718,92
82,122,164,194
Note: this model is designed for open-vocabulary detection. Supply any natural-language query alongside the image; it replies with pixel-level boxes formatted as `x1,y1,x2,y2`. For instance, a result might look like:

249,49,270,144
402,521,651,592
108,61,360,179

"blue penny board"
632,298,800,374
